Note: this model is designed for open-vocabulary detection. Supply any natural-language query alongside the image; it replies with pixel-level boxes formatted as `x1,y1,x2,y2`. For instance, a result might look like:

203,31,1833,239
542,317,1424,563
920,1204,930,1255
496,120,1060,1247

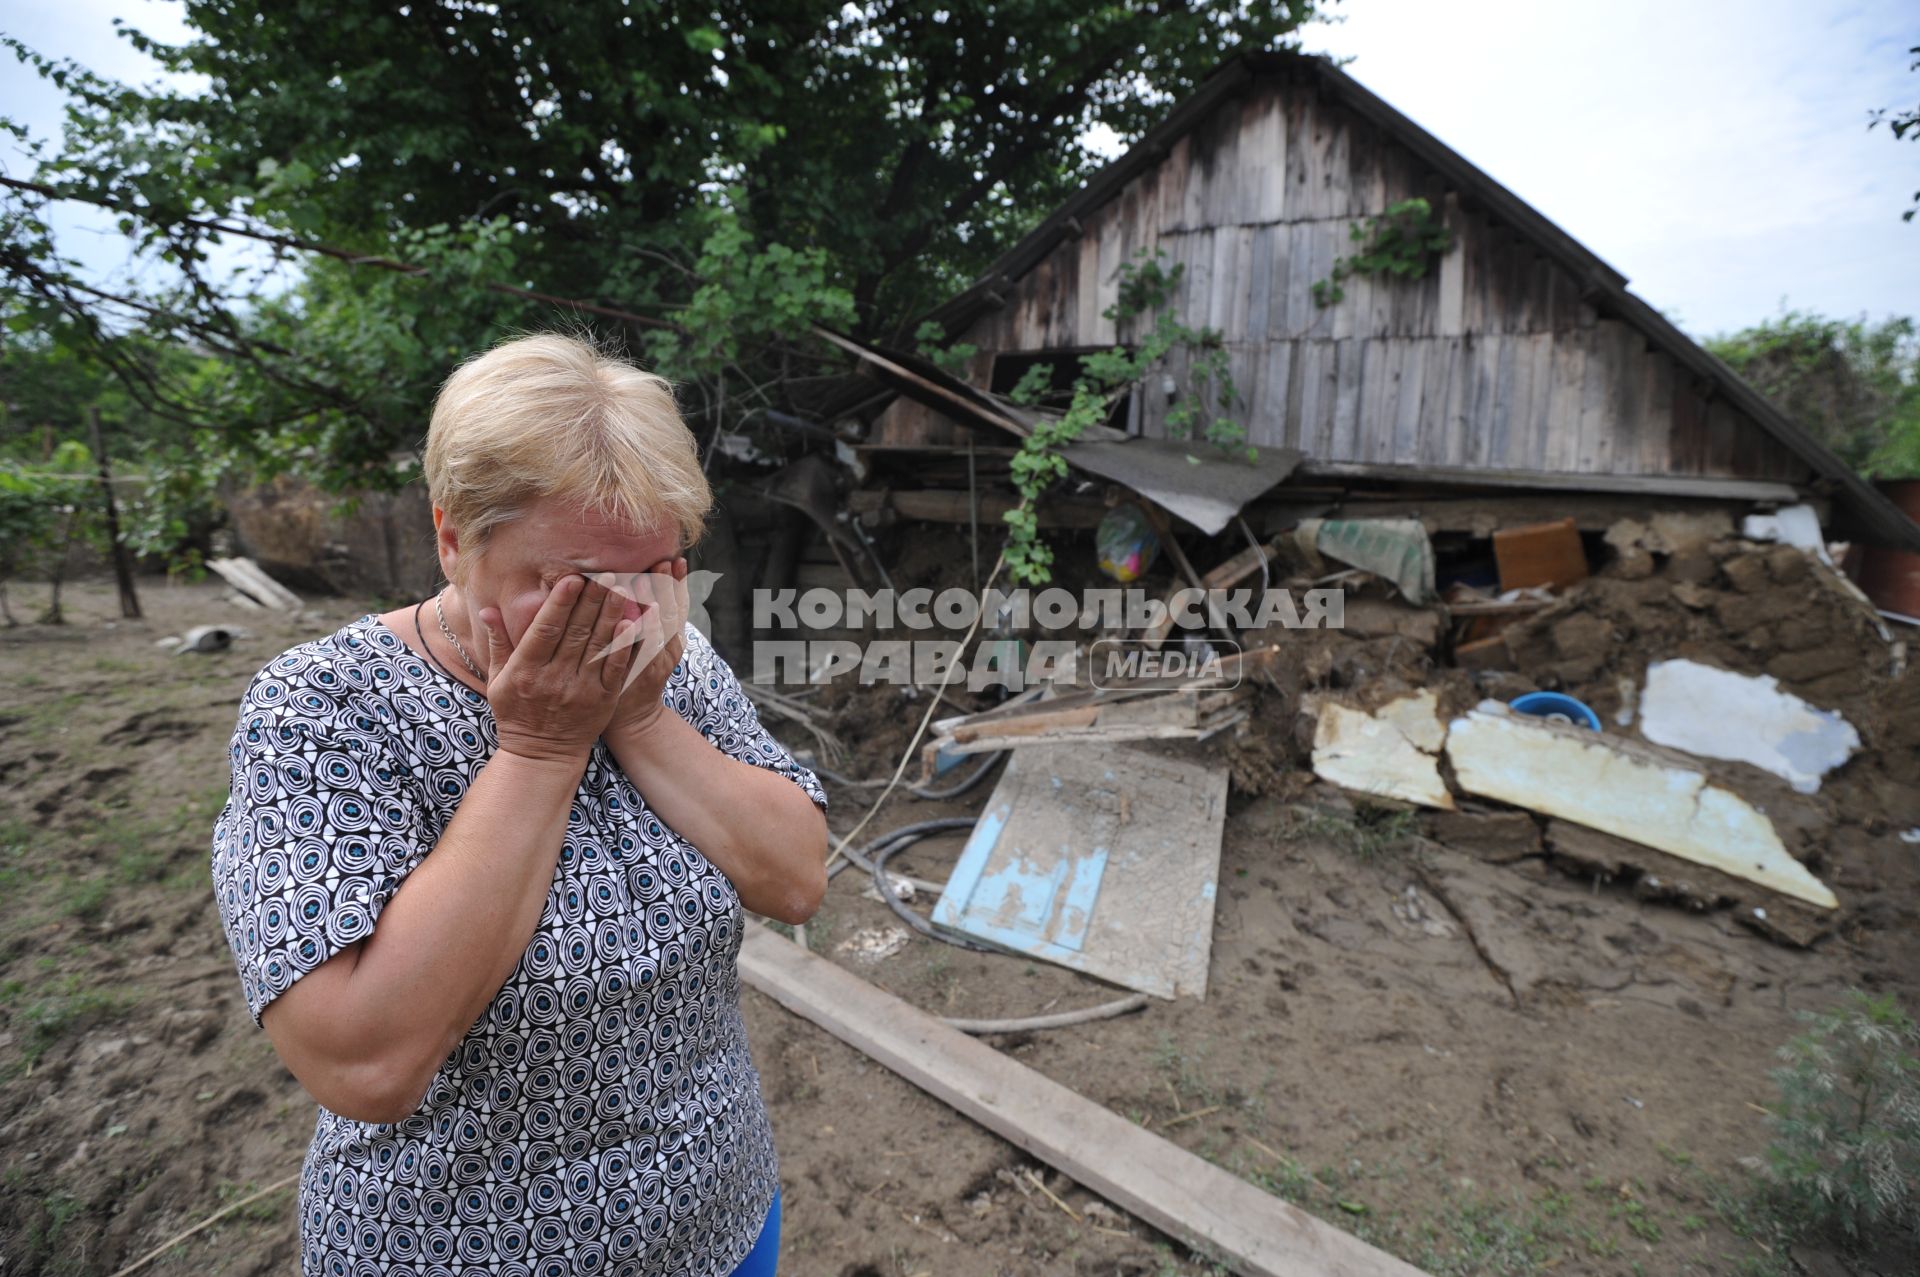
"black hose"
908,749,1003,800
828,817,998,953
874,833,1000,952
828,816,977,881
805,750,1005,801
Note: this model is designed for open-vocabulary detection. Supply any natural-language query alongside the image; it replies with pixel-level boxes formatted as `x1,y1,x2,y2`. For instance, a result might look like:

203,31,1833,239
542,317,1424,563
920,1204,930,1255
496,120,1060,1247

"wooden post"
87,406,142,620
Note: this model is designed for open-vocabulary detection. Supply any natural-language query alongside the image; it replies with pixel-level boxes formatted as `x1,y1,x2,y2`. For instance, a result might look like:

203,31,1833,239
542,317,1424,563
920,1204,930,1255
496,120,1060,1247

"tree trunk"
89,406,143,619
38,506,78,625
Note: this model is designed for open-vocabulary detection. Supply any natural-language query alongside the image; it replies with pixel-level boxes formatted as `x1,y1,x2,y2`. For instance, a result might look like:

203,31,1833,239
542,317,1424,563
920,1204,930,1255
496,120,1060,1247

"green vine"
1001,247,1250,585
1311,197,1453,308
914,319,979,376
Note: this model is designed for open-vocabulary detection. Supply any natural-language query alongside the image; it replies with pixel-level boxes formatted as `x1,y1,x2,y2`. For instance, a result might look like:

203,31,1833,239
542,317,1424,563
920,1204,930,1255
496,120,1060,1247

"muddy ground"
2,576,1916,1276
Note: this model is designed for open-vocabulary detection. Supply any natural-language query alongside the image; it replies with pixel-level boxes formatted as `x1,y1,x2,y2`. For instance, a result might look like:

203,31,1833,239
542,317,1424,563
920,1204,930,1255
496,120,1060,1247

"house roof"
909,51,1920,553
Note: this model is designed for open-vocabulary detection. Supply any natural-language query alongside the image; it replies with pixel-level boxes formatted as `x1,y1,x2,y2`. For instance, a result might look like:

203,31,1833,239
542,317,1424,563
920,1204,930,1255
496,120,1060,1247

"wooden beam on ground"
739,924,1427,1277
208,557,303,612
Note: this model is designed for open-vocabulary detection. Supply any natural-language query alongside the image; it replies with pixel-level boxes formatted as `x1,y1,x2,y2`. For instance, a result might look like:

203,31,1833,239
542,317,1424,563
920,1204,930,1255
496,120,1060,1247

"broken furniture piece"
930,742,1229,1000
1491,517,1589,592
1141,532,1286,648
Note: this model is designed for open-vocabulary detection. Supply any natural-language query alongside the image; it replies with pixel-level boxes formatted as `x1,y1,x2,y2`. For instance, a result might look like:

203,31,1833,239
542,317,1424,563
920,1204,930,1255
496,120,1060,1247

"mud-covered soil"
2,576,1916,1277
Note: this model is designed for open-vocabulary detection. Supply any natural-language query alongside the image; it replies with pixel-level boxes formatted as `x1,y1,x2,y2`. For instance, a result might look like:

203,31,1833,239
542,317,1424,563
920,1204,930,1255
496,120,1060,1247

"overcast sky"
1299,0,1919,337
3,0,1915,339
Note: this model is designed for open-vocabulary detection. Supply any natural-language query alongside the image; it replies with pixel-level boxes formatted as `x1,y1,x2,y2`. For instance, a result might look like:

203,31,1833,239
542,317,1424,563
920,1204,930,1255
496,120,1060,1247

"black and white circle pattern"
210,615,824,1276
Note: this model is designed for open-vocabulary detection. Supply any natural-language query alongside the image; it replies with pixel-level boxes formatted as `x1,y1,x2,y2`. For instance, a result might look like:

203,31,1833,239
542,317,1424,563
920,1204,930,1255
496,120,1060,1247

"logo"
1087,638,1243,689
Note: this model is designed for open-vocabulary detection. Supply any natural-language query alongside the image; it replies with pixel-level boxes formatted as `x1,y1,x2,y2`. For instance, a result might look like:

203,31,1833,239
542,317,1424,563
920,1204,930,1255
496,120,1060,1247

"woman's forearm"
262,746,588,1122
604,713,828,925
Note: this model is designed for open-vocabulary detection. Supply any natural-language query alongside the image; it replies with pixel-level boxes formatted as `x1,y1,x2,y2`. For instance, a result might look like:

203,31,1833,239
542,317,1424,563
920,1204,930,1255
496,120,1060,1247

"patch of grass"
7,975,132,1066
1287,801,1418,860
59,876,110,921
1613,1197,1664,1244
1152,1033,1222,1109
0,819,34,894
14,692,89,741
1243,1151,1325,1205
1239,1147,1730,1277
22,1191,89,1274
1707,1177,1801,1277
215,1178,296,1224
922,947,960,1005
1410,1191,1574,1276
801,912,833,950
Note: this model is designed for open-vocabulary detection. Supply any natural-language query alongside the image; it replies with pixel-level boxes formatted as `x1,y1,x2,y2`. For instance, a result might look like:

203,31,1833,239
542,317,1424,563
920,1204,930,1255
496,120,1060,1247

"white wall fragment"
1311,691,1455,810
1638,659,1859,794
1741,504,1833,565
1445,704,1837,909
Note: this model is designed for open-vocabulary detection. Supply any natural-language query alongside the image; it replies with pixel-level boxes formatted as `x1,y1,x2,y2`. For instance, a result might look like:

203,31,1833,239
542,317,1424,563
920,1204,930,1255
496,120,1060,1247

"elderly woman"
210,333,828,1277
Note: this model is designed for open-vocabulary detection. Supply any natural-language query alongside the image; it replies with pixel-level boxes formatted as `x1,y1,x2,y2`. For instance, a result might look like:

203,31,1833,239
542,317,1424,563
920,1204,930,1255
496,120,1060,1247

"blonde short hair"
424,334,710,579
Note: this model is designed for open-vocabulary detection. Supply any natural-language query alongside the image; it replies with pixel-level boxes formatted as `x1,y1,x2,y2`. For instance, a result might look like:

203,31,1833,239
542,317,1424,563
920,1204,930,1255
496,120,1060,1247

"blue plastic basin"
1509,691,1602,731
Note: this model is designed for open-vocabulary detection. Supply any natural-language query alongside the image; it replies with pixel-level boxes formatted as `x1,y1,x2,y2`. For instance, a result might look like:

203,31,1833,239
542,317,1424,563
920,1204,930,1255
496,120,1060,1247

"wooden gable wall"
873,72,1811,487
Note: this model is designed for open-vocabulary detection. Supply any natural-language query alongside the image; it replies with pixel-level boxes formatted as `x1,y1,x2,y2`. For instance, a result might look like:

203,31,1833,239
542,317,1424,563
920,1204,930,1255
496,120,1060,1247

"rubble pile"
1498,538,1900,731
1207,519,1918,948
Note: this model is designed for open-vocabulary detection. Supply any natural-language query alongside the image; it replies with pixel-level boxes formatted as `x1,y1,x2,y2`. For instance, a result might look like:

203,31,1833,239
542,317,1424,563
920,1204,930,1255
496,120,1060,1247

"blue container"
1509,691,1602,731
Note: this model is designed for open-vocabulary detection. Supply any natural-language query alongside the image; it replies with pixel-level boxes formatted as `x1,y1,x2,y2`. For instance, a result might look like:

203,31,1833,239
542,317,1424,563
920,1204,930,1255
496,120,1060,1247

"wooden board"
738,922,1430,1277
208,557,302,612
929,744,1228,999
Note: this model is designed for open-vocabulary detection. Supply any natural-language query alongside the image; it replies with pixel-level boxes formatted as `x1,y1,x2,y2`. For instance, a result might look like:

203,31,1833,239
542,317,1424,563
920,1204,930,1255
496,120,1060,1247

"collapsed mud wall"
222,474,440,599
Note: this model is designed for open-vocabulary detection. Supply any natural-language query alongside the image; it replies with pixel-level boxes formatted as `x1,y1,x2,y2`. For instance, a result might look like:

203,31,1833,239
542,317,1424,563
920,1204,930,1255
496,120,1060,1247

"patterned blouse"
209,613,826,1277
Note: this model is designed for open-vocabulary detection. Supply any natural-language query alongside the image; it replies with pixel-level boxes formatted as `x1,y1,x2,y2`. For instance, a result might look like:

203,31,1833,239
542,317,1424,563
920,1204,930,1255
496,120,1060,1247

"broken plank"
950,705,1102,743
933,712,1249,759
739,923,1427,1277
208,557,303,612
1142,535,1285,648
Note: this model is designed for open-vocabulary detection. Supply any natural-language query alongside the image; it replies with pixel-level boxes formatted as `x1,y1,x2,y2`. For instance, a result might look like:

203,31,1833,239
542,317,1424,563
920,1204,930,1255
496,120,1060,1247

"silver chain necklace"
434,589,487,684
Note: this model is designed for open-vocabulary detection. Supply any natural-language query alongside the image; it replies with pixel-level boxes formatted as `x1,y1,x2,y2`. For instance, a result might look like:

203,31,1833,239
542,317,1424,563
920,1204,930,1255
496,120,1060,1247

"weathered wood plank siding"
887,73,1808,483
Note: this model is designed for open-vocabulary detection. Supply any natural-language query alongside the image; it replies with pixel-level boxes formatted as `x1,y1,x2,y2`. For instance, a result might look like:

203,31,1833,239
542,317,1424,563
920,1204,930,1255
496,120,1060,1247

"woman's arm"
603,711,828,925
261,748,588,1124
257,575,636,1124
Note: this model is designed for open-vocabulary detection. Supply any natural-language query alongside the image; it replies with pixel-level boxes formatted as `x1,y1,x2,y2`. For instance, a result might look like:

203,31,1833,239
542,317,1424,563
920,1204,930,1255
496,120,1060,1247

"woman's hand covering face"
594,557,691,740
475,574,640,763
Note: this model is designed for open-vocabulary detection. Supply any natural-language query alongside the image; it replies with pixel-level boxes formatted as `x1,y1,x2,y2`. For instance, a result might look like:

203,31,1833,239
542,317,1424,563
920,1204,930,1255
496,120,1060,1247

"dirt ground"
2,575,1917,1276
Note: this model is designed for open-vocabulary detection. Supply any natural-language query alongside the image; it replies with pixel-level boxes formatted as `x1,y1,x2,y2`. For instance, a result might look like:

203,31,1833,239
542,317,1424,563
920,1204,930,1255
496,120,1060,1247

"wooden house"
845,52,1920,551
